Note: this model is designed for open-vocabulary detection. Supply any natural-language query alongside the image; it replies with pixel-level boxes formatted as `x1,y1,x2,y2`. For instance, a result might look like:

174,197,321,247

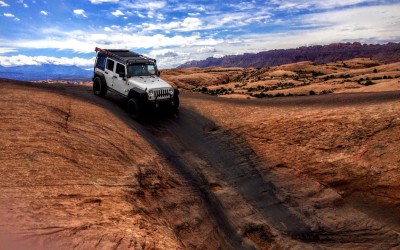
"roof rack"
95,47,156,64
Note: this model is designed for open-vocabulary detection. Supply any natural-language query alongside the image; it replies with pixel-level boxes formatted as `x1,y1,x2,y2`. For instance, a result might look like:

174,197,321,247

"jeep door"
104,58,115,88
114,62,127,95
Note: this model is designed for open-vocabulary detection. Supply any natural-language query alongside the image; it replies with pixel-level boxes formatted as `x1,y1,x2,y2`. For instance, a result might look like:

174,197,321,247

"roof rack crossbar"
95,47,126,62
94,47,156,64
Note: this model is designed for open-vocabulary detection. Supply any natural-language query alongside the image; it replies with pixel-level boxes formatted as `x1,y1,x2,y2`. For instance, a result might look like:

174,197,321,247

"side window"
106,59,115,71
95,55,106,70
116,63,125,75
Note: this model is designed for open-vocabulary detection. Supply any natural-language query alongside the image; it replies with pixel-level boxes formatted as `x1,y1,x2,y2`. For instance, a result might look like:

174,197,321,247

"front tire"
93,77,107,97
171,95,179,113
127,97,142,120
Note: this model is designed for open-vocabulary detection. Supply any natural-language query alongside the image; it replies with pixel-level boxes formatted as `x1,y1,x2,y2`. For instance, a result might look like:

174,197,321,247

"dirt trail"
2,79,400,248
78,83,400,248
136,98,400,248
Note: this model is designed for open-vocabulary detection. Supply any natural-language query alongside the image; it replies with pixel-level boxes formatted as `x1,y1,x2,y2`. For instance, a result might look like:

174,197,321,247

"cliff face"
179,42,400,68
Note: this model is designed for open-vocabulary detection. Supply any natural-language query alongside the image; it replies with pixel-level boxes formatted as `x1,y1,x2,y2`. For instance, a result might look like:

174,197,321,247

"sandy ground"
1,78,400,249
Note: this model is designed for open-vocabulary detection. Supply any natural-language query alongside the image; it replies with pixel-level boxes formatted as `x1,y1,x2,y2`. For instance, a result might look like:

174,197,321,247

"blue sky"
0,0,399,68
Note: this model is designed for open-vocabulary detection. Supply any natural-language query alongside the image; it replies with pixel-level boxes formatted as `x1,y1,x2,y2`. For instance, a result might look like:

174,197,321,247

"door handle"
113,76,117,78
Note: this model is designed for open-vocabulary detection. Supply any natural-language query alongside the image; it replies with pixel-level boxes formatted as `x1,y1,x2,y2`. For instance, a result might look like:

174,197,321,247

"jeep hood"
128,76,171,90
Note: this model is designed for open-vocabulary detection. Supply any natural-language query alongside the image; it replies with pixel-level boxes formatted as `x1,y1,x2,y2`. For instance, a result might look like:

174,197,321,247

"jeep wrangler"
92,47,179,119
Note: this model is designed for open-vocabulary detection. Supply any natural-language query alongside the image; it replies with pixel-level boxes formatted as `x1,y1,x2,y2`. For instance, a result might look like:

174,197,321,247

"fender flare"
128,87,148,101
93,72,107,86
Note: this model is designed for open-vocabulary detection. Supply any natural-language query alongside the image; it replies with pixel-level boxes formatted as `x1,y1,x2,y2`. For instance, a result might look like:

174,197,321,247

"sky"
0,0,400,69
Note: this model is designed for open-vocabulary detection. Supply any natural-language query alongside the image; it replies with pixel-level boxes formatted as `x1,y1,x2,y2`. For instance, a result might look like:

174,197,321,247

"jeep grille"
153,88,171,100
154,89,169,98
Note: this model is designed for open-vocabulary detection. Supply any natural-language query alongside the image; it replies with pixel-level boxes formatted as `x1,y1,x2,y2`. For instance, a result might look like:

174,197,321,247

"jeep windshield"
127,64,157,76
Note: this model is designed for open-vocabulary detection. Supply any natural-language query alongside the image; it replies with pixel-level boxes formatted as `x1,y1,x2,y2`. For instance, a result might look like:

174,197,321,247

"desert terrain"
162,58,400,98
1,58,400,249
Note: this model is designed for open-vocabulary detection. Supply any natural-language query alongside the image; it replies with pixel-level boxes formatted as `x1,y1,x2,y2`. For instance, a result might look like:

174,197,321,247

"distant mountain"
179,42,400,68
0,64,92,81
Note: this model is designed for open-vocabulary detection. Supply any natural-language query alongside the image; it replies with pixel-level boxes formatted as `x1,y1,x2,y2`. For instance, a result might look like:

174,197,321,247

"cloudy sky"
0,0,399,69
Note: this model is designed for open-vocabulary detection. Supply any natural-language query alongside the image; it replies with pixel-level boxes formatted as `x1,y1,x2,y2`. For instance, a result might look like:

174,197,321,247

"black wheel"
127,97,142,120
171,94,179,112
93,77,107,97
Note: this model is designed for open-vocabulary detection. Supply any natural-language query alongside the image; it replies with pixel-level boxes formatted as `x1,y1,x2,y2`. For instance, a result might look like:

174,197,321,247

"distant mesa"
178,42,400,68
0,64,92,81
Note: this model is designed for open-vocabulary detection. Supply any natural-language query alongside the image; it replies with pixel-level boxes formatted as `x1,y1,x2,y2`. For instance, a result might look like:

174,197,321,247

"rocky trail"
1,79,400,249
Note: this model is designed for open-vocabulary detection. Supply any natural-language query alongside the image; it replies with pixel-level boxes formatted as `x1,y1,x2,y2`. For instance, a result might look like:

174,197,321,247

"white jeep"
92,47,179,119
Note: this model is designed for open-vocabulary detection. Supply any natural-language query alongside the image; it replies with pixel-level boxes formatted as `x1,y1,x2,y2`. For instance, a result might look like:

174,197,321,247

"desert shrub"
309,90,316,95
274,93,284,97
201,87,208,93
373,68,378,73
365,80,376,86
312,71,323,77
320,90,333,94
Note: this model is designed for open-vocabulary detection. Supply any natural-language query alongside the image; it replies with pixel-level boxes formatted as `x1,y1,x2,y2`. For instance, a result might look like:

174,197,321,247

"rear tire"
93,77,107,97
127,97,142,120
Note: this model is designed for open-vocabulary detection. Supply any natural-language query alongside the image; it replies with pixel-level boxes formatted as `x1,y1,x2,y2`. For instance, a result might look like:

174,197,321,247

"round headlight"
148,89,154,96
168,88,174,95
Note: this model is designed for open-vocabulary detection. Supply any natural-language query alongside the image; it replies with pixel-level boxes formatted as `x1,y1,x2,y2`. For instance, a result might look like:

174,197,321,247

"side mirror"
157,71,161,77
118,72,126,78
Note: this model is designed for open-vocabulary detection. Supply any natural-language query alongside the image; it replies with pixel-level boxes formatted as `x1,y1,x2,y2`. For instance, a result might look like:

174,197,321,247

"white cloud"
197,46,216,53
0,55,95,68
0,47,17,54
16,0,28,7
181,17,202,31
73,9,87,18
89,0,118,4
148,49,179,58
271,0,376,10
3,28,223,57
141,17,204,32
111,10,124,17
3,12,14,17
118,0,166,10
135,11,145,18
40,10,48,15
0,1,9,7
148,49,190,68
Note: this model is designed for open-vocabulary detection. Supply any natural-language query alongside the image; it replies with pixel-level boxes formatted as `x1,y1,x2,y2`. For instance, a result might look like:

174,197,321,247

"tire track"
140,108,319,244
